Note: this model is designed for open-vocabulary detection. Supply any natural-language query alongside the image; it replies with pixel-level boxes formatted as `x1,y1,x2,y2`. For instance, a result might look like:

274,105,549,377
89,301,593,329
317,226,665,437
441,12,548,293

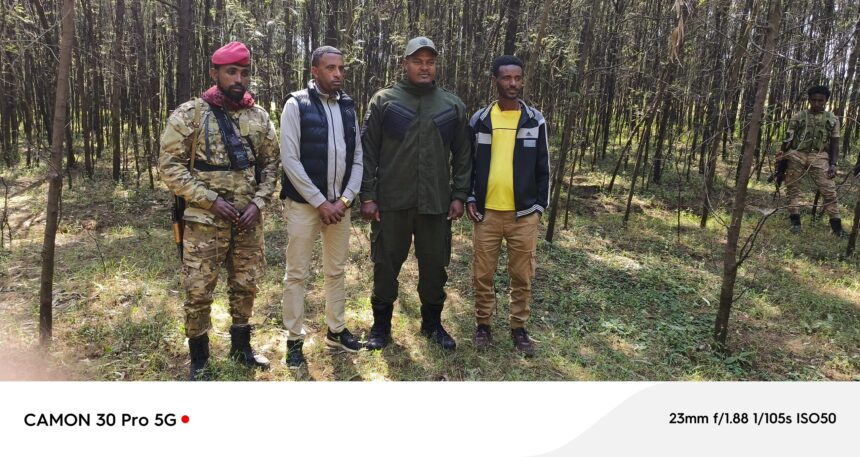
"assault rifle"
767,157,789,190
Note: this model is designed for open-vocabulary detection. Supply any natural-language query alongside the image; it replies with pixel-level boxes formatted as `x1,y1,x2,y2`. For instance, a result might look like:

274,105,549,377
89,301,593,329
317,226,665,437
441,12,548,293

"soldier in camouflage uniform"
778,85,847,236
159,42,280,380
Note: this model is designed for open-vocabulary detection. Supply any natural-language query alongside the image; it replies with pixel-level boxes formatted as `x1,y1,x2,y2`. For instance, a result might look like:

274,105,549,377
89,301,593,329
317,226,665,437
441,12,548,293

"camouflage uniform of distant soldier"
778,85,847,236
159,42,280,380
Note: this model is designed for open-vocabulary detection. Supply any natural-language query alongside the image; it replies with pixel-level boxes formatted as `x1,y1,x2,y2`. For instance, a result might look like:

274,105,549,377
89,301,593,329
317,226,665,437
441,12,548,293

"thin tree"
522,0,553,101
847,192,860,256
502,0,521,55
39,0,75,347
110,0,126,181
545,0,597,242
714,0,782,348
176,0,192,105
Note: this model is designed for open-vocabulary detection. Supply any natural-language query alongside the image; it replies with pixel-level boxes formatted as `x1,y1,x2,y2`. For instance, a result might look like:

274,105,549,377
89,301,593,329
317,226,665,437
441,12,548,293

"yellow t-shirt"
485,104,521,211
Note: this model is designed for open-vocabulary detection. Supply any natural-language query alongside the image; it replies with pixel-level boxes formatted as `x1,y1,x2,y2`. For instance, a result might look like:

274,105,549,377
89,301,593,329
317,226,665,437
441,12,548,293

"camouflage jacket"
159,98,280,227
784,109,840,153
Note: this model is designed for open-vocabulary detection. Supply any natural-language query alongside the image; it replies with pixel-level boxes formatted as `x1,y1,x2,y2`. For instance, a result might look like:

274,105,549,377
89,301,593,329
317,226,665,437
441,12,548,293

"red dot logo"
181,415,189,424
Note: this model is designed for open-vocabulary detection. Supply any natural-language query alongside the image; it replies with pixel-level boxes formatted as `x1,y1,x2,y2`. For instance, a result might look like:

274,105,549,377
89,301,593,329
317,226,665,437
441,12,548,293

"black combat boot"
366,303,393,350
286,339,305,369
420,304,456,351
188,333,210,381
829,218,848,238
229,325,270,369
789,214,801,234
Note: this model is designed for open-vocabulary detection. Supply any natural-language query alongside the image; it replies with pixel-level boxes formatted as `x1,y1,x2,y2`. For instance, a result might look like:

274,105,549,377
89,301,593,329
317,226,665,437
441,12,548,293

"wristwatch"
339,196,352,207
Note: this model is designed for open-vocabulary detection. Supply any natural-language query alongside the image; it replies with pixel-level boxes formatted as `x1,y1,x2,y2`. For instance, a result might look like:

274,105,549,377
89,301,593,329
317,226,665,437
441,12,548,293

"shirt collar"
310,80,340,101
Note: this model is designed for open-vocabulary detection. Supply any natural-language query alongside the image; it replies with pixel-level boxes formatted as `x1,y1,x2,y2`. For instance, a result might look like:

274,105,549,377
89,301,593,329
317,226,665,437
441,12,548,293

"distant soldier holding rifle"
159,42,280,380
776,85,847,236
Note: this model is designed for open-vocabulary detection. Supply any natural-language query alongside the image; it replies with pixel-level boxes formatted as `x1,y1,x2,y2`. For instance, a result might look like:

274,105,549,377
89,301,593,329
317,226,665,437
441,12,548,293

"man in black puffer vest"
280,46,364,368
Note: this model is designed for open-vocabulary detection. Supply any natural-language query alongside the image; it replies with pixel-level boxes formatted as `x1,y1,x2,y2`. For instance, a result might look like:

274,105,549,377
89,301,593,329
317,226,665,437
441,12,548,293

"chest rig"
793,110,836,153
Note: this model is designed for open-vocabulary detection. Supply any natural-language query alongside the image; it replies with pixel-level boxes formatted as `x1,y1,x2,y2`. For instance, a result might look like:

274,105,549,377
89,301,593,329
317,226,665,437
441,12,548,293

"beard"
219,83,246,102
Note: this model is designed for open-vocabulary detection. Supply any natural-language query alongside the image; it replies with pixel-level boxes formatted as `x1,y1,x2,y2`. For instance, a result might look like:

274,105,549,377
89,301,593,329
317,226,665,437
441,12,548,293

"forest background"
0,0,858,381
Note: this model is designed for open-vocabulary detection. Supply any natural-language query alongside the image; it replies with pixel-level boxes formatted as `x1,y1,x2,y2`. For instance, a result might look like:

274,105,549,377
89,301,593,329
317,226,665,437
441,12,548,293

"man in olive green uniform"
778,85,847,236
360,37,472,350
159,42,280,380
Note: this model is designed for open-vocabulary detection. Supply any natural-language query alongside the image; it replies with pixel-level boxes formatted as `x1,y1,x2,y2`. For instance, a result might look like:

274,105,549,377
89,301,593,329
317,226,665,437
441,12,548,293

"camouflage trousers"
181,220,265,338
784,150,839,218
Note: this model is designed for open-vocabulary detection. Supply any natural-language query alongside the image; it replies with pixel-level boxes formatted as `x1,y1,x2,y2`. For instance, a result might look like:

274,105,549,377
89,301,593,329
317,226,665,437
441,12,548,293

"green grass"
1,151,858,381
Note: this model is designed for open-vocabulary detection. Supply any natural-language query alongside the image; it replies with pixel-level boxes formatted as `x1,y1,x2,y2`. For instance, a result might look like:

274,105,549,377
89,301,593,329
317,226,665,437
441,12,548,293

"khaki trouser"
784,150,839,218
182,220,264,338
472,210,539,328
281,198,351,341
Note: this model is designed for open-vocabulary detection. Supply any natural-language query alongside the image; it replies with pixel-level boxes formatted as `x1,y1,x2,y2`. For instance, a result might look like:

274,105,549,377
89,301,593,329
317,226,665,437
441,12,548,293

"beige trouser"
282,198,351,340
472,210,539,328
784,149,839,218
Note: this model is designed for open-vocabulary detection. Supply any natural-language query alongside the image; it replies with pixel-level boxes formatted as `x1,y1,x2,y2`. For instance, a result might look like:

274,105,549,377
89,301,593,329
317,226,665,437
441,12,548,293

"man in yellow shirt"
466,56,550,357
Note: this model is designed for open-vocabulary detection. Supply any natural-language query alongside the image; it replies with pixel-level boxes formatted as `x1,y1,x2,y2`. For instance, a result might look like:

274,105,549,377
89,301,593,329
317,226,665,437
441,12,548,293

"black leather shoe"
421,323,456,351
188,333,211,381
286,339,305,369
229,325,270,369
326,327,362,352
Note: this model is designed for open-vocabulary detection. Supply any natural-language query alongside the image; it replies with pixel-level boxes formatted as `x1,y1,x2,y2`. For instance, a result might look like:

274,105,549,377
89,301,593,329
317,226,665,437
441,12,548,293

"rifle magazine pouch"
432,107,458,147
383,102,416,141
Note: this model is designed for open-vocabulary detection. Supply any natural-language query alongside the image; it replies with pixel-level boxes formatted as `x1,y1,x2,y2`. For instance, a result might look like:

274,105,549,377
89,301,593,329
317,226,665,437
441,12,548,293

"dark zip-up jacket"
360,79,472,214
467,100,551,220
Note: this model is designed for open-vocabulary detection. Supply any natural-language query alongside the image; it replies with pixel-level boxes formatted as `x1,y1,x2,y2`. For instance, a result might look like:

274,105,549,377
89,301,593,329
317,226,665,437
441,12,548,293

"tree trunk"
622,99,658,224
176,0,193,106
840,18,860,157
701,0,757,228
110,0,125,181
544,0,596,241
651,94,673,184
523,0,553,101
39,0,75,347
502,0,521,55
600,0,627,160
714,0,781,348
546,109,573,242
324,0,339,46
846,194,860,256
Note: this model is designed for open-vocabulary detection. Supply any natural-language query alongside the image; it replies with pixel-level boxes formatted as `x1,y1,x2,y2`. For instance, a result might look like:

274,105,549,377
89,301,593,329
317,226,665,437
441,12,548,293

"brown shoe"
474,324,492,349
511,328,536,357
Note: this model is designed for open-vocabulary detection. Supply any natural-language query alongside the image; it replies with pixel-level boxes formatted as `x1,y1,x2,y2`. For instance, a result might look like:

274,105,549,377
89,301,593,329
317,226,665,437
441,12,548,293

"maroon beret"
211,41,251,66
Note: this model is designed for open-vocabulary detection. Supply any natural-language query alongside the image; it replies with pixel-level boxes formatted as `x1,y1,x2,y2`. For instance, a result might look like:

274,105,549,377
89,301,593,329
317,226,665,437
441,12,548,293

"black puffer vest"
280,85,357,202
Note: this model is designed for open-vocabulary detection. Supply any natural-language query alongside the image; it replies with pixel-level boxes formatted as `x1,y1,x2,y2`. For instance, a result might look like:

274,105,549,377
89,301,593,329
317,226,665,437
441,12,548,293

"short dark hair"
807,85,830,99
311,46,343,67
491,55,524,77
